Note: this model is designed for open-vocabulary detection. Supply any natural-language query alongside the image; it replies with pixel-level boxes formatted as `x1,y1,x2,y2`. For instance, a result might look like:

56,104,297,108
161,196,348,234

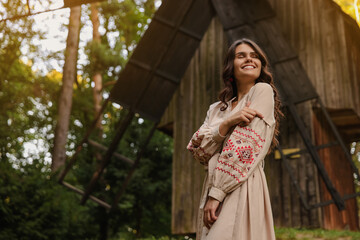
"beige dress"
187,82,276,240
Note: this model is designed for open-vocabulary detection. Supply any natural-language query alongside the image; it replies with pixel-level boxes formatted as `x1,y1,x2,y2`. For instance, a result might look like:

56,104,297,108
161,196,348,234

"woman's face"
233,43,262,84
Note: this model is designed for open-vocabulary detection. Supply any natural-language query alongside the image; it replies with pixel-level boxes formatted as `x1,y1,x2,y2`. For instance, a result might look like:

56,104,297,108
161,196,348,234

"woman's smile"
233,43,262,81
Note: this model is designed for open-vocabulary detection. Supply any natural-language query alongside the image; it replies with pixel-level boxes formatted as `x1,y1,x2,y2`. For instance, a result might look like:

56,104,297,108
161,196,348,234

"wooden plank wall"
169,15,322,233
267,0,360,117
170,17,228,234
265,103,322,228
166,0,360,233
267,0,360,230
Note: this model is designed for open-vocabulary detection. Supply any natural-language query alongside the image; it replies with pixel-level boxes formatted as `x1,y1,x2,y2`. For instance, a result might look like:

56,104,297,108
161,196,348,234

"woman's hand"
203,197,220,229
219,101,264,136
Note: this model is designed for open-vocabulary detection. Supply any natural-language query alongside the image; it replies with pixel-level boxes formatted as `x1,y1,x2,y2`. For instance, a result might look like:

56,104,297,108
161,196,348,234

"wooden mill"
155,0,360,233
59,0,360,235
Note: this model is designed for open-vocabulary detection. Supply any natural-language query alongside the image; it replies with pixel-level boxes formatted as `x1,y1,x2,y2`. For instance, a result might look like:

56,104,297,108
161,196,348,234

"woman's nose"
245,56,253,62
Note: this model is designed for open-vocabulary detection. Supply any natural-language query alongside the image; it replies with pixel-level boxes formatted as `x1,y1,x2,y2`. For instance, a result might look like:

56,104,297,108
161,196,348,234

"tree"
1,0,176,238
52,6,82,172
90,2,104,136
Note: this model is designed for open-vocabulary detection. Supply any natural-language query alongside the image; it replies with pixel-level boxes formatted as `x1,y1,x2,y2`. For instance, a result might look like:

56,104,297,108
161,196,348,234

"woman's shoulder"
250,82,273,98
254,82,273,92
209,100,222,112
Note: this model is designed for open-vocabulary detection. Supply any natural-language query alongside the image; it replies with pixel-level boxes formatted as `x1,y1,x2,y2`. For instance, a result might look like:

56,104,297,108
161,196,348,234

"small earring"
229,77,233,82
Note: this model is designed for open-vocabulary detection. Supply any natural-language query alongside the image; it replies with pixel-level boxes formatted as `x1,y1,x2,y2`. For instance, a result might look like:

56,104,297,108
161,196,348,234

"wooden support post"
80,110,135,205
287,102,345,211
111,121,159,210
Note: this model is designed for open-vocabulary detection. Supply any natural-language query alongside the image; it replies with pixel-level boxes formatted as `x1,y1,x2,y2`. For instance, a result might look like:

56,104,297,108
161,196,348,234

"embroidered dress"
187,82,276,240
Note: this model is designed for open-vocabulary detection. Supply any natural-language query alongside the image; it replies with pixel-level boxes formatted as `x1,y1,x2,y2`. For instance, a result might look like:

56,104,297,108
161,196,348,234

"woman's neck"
236,82,255,100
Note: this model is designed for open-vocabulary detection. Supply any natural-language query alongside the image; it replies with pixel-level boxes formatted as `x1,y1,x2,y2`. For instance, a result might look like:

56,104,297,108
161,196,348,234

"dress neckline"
228,84,256,113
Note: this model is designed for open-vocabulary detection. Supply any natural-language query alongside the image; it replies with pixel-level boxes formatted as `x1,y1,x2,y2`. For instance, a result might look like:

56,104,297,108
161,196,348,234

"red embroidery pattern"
197,146,212,158
235,145,253,164
215,167,241,183
215,125,265,182
187,128,214,165
217,159,248,178
192,130,203,146
233,129,263,149
241,126,265,142
187,141,194,153
222,139,235,152
195,129,200,137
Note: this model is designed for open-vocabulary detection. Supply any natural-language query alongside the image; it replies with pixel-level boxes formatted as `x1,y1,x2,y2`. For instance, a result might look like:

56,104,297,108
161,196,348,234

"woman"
187,38,283,240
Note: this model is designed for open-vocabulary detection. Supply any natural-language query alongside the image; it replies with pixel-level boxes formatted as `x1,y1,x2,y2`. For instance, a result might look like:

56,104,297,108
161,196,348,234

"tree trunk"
90,2,103,136
90,4,108,240
51,6,81,172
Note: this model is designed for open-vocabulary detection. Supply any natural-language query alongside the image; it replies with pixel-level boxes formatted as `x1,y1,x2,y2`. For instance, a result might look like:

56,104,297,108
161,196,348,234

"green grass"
111,227,360,240
275,227,360,240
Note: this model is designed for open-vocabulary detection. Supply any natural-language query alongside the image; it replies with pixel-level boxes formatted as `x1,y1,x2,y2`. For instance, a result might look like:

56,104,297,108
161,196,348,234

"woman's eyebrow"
235,51,257,55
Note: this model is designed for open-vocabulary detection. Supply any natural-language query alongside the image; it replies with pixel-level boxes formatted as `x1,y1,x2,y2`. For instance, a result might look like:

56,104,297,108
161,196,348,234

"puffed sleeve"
187,103,229,166
208,83,275,202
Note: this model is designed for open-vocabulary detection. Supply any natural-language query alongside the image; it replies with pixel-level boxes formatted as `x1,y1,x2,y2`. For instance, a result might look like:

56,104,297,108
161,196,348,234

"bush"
0,159,98,240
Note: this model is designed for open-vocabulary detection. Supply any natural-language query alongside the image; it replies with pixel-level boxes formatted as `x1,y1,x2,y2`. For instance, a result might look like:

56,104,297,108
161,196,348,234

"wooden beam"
87,139,134,165
288,102,345,211
111,121,159,210
80,110,135,205
61,181,111,209
310,192,360,209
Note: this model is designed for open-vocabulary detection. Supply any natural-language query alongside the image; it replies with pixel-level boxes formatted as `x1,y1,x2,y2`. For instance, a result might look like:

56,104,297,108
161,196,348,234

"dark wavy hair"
218,38,284,152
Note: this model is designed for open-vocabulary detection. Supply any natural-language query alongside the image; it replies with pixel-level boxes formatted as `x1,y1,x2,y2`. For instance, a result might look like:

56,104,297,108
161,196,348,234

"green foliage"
100,0,155,49
0,0,44,77
0,59,60,165
69,111,174,238
82,0,156,87
0,159,98,240
0,0,56,163
0,0,176,238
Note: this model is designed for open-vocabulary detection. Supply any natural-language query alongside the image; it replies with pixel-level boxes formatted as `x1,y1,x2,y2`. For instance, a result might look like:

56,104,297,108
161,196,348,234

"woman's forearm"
219,104,261,137
219,119,233,137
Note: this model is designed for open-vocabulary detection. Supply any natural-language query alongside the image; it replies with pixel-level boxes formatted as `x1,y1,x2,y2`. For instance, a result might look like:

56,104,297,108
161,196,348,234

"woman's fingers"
204,210,213,229
210,208,218,222
203,211,207,227
255,110,264,119
244,101,264,119
242,108,257,116
203,198,220,229
204,211,209,228
242,112,254,121
238,108,264,123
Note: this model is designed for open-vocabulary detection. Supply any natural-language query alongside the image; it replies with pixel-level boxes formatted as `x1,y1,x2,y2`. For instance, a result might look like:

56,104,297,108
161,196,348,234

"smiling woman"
187,38,283,240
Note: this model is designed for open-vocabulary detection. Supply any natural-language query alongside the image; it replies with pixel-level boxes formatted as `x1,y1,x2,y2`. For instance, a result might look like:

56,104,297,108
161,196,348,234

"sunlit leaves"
333,0,360,25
